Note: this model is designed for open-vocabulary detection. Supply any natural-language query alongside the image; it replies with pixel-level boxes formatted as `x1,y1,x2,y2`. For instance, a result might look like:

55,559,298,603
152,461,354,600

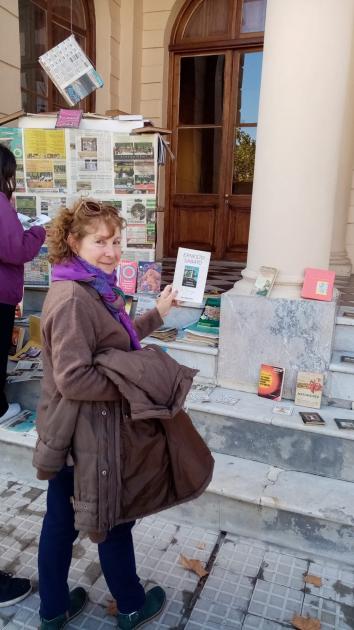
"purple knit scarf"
52,256,141,350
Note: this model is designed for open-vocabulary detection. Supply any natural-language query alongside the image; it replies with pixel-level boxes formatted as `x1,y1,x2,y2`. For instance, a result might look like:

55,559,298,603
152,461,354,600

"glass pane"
53,22,86,51
176,128,221,193
237,52,263,125
233,126,257,194
179,56,225,125
52,0,86,29
19,0,48,97
21,90,48,114
184,0,231,39
241,0,267,33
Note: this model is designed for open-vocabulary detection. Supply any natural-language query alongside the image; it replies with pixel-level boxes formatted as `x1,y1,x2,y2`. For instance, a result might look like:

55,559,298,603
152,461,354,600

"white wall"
0,1,21,115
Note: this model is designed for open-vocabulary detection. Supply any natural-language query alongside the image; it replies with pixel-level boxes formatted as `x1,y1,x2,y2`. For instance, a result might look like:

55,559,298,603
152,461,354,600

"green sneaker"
38,587,88,629
117,586,166,629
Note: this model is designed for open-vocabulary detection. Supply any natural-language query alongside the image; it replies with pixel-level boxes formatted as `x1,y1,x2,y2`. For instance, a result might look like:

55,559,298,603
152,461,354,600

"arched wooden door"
165,0,266,261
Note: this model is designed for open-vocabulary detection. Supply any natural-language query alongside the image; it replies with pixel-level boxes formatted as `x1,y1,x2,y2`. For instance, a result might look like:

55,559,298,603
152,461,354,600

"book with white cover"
172,248,211,305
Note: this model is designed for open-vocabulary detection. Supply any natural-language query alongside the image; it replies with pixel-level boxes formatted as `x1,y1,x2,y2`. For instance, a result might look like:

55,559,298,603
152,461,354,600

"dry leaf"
106,598,118,616
292,614,321,630
179,553,208,577
196,542,206,550
304,574,323,587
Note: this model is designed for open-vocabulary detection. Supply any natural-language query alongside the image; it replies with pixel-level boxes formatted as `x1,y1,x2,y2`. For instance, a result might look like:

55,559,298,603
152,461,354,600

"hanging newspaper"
38,34,103,106
69,130,114,194
0,127,25,191
24,129,67,192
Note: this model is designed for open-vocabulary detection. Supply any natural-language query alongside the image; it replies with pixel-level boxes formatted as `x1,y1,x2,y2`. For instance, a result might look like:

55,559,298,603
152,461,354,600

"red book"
117,261,137,295
301,268,335,301
258,364,285,401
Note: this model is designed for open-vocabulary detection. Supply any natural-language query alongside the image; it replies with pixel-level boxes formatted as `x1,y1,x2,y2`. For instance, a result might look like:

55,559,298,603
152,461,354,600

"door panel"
223,196,251,260
170,195,219,253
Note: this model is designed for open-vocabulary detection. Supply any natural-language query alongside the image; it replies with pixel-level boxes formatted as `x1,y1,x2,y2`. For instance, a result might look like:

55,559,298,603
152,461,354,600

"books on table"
258,364,285,401
301,268,335,301
172,248,211,305
294,371,324,409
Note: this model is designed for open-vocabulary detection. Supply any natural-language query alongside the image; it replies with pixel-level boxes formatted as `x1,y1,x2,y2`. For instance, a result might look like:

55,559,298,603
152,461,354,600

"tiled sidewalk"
1,472,354,629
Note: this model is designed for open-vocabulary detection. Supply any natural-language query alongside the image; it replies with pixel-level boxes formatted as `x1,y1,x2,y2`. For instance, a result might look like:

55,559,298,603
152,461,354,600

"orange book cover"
258,364,285,401
301,268,335,301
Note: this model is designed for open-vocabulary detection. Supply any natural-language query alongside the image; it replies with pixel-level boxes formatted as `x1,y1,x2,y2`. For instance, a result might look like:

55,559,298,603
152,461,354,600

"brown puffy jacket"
33,281,214,536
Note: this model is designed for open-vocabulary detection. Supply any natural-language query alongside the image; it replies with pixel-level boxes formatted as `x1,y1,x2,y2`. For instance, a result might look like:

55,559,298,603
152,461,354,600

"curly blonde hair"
47,199,126,264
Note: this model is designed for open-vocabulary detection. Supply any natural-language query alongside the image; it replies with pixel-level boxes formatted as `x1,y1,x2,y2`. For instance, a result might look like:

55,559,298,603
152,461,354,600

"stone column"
233,0,354,298
217,0,354,394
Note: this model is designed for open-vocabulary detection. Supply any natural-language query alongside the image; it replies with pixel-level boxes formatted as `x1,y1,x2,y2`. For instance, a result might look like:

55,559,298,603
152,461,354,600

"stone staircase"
326,305,354,408
3,287,354,566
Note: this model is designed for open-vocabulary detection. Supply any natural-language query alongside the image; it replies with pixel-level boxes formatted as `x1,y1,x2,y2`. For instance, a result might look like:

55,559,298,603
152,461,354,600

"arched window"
19,0,96,113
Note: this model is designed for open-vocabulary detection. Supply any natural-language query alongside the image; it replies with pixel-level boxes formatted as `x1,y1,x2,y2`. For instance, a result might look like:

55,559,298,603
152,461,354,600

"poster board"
0,121,158,287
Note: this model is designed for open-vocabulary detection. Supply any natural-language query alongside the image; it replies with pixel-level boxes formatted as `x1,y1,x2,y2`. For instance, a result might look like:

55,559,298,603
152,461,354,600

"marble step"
326,350,354,403
334,307,354,352
164,452,354,564
185,387,354,482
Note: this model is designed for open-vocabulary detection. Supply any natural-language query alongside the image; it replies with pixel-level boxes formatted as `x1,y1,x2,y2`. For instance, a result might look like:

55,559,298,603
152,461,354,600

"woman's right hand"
156,284,178,318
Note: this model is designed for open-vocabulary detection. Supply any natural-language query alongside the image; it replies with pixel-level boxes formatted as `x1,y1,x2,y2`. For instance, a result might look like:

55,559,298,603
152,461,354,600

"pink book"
117,261,138,295
301,268,336,301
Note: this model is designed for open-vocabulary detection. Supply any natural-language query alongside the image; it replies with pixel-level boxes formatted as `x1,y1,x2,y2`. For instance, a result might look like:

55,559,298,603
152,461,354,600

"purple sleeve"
0,195,46,264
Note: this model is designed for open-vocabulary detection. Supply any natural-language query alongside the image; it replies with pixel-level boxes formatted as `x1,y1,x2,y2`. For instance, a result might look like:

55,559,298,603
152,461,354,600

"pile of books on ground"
8,314,42,383
0,408,37,437
149,326,178,342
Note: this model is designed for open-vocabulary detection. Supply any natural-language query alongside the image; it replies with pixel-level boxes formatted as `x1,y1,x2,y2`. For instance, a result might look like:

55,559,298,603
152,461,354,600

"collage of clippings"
0,127,158,286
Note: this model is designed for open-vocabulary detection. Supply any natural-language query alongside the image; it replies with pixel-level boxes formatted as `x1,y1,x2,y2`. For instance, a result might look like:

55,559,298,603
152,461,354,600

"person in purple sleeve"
0,144,45,607
0,144,46,423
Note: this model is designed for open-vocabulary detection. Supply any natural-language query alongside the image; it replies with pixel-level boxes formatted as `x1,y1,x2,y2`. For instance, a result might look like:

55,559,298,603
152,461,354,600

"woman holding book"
33,199,213,630
0,143,45,607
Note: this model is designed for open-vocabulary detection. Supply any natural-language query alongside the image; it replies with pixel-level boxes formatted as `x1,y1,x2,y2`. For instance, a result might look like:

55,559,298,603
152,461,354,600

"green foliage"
234,128,256,183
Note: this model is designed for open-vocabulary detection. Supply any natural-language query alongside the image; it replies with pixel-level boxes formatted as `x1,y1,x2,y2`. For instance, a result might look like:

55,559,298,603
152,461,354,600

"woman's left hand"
156,284,178,318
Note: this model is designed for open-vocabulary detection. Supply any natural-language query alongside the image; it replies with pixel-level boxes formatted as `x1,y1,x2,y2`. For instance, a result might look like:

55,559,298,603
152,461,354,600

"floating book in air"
301,268,335,301
258,364,285,401
172,248,211,305
253,266,278,297
137,262,162,294
117,261,138,295
39,34,103,106
334,418,354,430
299,412,325,426
294,371,324,409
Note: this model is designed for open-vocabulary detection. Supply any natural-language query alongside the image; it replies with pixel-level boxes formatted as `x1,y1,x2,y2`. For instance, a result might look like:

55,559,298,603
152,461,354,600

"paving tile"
214,536,267,578
262,551,308,591
248,580,303,624
242,614,293,628
200,566,253,611
185,598,244,629
305,561,354,606
302,593,354,630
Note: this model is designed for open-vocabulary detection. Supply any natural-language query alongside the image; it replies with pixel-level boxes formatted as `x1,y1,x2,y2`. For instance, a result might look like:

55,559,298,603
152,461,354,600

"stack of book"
181,295,220,347
149,326,178,342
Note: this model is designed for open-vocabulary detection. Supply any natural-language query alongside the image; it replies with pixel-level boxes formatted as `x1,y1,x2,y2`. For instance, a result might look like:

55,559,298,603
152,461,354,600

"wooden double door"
165,0,265,262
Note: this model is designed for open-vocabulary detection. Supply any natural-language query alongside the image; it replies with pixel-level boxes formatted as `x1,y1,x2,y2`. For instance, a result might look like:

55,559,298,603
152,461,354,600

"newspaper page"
125,197,156,249
24,245,51,288
113,134,156,194
0,127,25,191
39,34,103,106
39,195,67,219
14,195,37,220
24,129,67,192
69,130,114,194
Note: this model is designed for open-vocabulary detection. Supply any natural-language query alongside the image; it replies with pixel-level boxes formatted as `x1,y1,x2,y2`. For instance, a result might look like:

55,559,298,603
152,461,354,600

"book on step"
258,364,285,401
299,412,325,426
294,371,323,409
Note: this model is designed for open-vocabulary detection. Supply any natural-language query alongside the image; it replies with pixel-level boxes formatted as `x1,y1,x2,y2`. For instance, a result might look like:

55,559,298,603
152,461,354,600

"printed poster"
24,129,67,192
69,130,113,194
0,127,25,191
113,134,155,194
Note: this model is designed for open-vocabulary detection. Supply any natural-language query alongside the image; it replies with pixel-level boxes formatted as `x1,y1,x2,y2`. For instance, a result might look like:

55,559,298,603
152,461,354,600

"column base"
217,292,338,398
232,268,303,299
329,251,352,278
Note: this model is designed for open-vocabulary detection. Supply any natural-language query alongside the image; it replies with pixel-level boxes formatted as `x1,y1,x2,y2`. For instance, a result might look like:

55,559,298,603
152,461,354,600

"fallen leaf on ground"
179,553,208,577
196,542,206,550
106,598,118,616
304,574,322,587
292,614,321,630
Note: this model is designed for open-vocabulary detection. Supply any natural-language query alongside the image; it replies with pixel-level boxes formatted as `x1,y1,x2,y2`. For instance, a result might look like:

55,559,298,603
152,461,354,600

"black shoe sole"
0,584,32,608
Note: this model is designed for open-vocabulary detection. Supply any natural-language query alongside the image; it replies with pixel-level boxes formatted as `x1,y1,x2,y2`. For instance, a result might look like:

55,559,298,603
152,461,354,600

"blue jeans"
38,466,145,619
